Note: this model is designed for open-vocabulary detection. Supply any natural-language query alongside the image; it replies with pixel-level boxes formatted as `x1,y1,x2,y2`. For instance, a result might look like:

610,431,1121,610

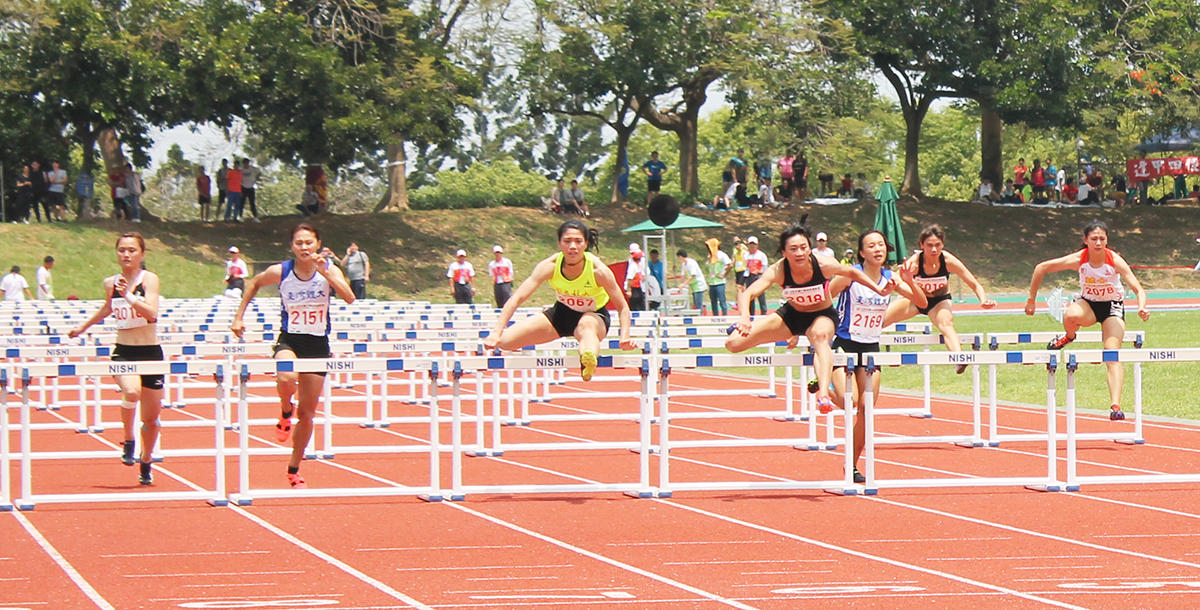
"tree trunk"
97,128,126,176
978,98,1004,190
676,110,700,197
637,74,718,200
899,98,933,197
611,125,633,204
375,137,410,212
77,129,98,220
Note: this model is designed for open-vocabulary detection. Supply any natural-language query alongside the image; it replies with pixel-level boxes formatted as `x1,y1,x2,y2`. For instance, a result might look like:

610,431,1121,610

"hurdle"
447,353,654,500
227,357,445,505
9,360,229,509
984,330,1146,446
1061,348,1199,490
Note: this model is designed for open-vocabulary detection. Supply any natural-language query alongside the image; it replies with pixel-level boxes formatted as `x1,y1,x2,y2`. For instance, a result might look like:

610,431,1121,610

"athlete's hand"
734,317,752,337
113,275,128,294
1138,307,1151,322
981,299,998,309
483,331,500,351
878,277,897,296
1024,298,1037,316
231,318,245,339
619,338,638,351
898,267,915,285
67,326,83,339
785,335,800,350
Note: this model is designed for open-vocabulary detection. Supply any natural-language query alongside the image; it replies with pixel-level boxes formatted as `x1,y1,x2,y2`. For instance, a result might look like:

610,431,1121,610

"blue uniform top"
644,160,667,177
835,264,892,344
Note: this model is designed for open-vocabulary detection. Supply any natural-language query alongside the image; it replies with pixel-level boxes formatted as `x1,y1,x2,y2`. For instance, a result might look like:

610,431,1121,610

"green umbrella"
873,177,906,265
621,213,725,232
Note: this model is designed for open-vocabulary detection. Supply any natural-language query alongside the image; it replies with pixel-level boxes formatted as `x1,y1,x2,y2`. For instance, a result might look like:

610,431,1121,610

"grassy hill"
3,198,1199,302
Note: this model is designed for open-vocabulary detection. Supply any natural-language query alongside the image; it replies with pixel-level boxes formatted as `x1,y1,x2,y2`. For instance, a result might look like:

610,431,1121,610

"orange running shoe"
275,409,293,443
287,472,307,489
817,395,835,414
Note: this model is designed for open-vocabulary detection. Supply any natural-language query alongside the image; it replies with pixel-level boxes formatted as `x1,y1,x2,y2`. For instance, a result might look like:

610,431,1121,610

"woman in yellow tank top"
485,220,637,381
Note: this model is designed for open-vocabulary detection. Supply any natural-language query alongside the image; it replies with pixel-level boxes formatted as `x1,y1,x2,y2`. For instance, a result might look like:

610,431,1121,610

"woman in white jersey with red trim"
68,233,162,486
727,223,895,414
884,224,997,374
829,230,926,483
1025,220,1149,420
231,224,355,488
484,219,637,382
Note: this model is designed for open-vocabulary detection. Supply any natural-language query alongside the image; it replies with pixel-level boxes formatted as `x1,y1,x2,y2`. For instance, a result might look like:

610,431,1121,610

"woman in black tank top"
727,224,894,415
884,225,996,374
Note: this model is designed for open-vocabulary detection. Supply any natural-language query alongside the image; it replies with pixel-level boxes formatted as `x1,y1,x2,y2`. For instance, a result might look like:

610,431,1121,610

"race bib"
848,301,888,343
495,266,512,283
1081,283,1118,301
287,302,328,335
112,296,148,330
913,276,948,294
782,284,827,307
556,293,596,312
454,268,471,284
747,259,764,274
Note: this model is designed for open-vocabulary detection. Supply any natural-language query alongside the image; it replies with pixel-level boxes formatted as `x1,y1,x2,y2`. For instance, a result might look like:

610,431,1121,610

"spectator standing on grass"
705,238,731,316
124,162,143,223
225,247,249,296
335,242,371,300
732,236,748,301
778,152,795,201
15,165,32,223
37,256,54,300
743,236,770,315
1056,166,1067,201
225,161,244,222
732,149,750,207
196,166,212,221
448,249,475,304
2,266,32,301
488,245,514,309
47,161,67,222
215,159,229,219
1044,159,1058,201
110,165,129,220
648,249,664,295
1031,159,1046,200
677,249,708,314
1013,158,1028,193
643,152,668,206
755,152,773,187
28,160,47,223
794,152,810,202
241,158,262,222
624,243,646,311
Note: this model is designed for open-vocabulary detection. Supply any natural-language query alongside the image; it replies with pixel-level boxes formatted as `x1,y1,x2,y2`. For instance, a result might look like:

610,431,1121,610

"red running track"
5,367,1200,609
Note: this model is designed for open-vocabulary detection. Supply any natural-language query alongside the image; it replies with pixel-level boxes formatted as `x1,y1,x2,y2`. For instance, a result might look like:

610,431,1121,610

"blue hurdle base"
1115,438,1146,445
1025,484,1063,492
418,493,444,502
466,450,503,457
623,490,654,499
207,498,229,507
824,487,859,496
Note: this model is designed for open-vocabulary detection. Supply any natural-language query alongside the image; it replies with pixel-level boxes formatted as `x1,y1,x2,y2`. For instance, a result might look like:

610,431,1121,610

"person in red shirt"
224,161,244,222
1013,158,1028,190
1062,177,1079,204
838,174,854,197
196,165,212,221
1031,158,1045,199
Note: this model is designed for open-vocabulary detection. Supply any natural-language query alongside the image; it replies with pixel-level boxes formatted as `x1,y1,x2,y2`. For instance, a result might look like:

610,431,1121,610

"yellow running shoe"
580,350,598,382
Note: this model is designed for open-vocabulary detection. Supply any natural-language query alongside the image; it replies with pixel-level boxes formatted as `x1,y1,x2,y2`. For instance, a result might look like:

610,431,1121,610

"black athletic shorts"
917,293,952,315
112,344,165,390
543,302,611,338
721,171,733,183
274,332,332,376
774,303,838,336
647,178,662,192
832,336,881,370
1081,298,1124,323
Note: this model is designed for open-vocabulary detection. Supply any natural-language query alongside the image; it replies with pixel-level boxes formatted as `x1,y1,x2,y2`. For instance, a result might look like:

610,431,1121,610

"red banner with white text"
1127,156,1200,182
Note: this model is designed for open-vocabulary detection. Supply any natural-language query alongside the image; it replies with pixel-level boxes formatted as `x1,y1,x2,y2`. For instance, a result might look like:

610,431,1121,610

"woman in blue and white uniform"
1025,220,1149,421
726,223,895,415
69,232,163,485
829,230,926,483
232,224,355,488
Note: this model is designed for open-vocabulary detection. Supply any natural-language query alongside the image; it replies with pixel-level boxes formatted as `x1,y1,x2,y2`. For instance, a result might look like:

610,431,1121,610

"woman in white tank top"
231,224,355,489
1025,220,1150,420
68,233,163,485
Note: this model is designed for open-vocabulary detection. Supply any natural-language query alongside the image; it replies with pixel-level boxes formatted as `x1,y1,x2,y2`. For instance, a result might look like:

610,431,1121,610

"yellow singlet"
548,252,610,312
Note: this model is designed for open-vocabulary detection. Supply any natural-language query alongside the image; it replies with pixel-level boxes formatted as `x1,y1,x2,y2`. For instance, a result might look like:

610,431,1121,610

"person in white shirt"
36,256,54,300
47,161,68,222
677,249,709,314
624,243,646,310
225,246,250,297
1077,182,1094,204
977,179,997,202
1,266,32,301
742,236,771,315
240,158,262,222
448,249,476,304
1056,167,1067,200
813,232,836,258
487,245,515,308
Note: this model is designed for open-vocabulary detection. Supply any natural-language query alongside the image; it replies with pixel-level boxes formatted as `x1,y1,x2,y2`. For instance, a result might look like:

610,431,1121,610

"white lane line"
1011,566,1105,571
732,579,920,588
123,570,304,578
868,496,1200,572
743,570,834,575
664,559,835,565
446,503,764,610
358,545,523,552
661,500,1090,610
102,550,272,558
0,576,30,581
1093,533,1200,539
395,565,572,571
8,512,115,610
607,540,767,547
466,576,561,582
149,594,342,602
925,555,1097,562
181,582,277,588
230,506,436,610
445,587,635,594
855,537,1012,543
